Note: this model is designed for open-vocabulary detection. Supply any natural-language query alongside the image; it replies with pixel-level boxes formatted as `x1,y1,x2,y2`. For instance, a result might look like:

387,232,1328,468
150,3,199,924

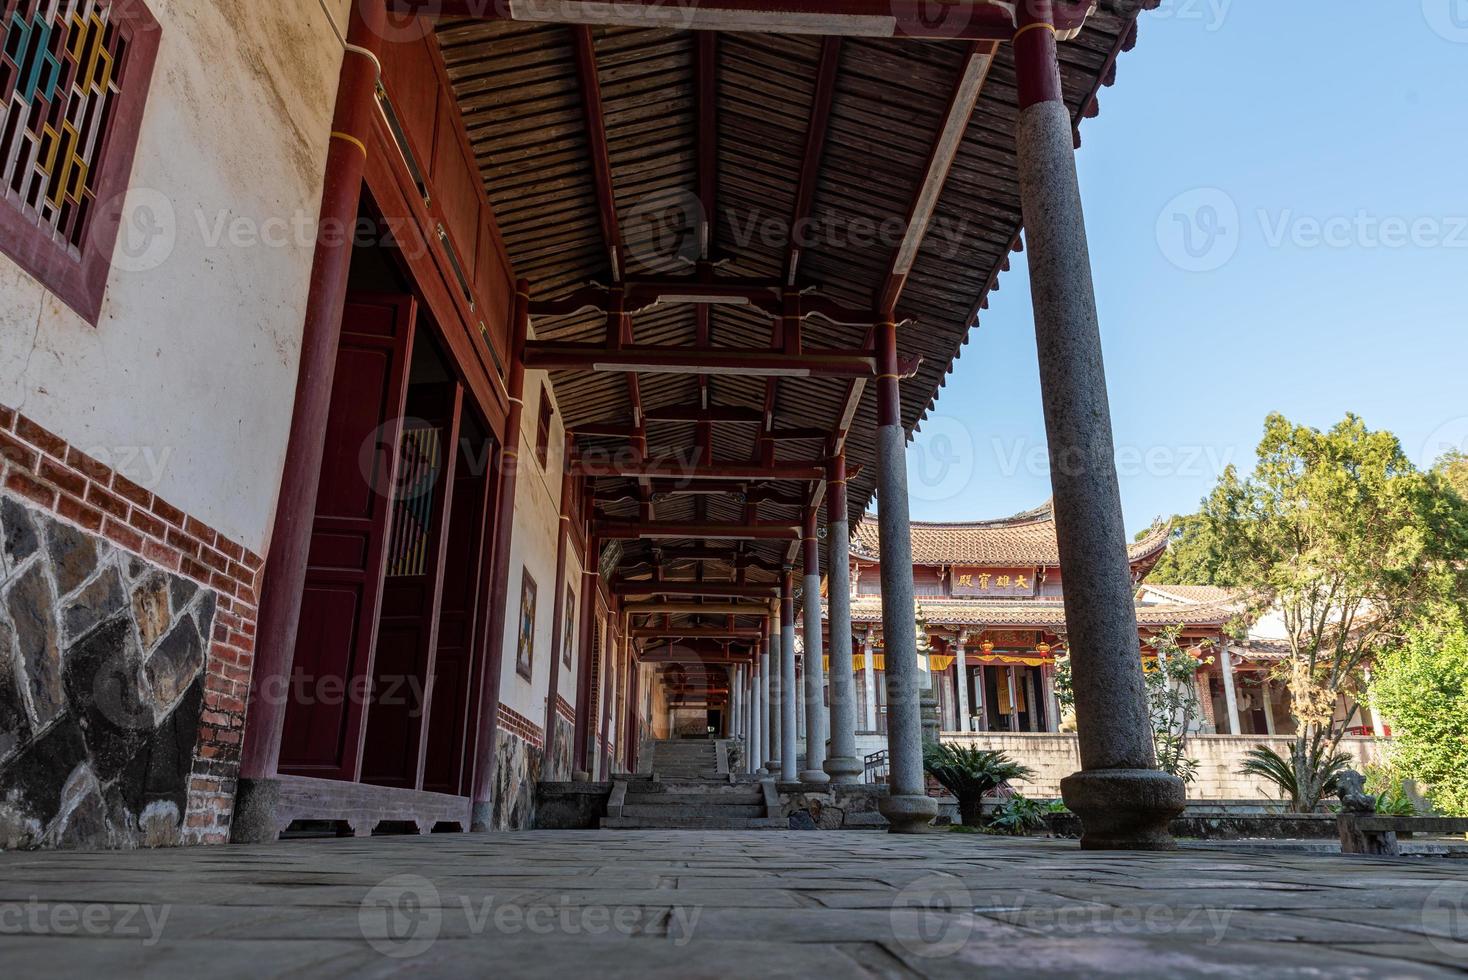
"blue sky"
905,1,1468,534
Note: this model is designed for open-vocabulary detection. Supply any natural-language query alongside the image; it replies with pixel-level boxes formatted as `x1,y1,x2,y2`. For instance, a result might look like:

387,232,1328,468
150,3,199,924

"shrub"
922,744,1034,827
1238,744,1354,813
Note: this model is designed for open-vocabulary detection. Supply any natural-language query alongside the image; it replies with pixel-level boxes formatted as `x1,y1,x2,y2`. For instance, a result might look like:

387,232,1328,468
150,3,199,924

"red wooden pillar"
233,0,387,843
541,435,578,778
572,528,600,775
468,280,532,831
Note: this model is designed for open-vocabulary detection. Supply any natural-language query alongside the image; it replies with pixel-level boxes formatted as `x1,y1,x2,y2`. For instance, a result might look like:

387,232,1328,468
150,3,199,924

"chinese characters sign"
951,567,1039,598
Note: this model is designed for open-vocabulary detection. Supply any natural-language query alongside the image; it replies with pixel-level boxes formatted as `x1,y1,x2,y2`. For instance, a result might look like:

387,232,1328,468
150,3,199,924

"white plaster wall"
937,733,1387,801
0,0,354,551
498,369,574,737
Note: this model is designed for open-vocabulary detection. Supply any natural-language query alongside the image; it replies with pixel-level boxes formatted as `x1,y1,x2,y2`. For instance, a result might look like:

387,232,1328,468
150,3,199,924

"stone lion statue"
1335,769,1377,814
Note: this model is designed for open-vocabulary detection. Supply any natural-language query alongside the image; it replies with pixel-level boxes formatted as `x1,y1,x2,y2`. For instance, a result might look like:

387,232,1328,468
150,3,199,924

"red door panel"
279,293,417,781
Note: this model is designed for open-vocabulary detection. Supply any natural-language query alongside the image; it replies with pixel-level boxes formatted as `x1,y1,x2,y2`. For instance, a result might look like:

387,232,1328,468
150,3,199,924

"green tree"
1371,618,1468,816
1201,413,1468,811
1434,450,1468,501
1144,513,1235,586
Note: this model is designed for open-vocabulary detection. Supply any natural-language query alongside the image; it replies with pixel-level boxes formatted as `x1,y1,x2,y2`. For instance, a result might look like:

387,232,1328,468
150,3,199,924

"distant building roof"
852,501,1172,568
841,596,1238,630
1137,584,1242,607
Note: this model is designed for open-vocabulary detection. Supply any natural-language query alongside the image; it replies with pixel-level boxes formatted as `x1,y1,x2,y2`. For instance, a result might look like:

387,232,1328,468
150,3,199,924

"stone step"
619,803,767,819
625,791,762,805
600,815,787,831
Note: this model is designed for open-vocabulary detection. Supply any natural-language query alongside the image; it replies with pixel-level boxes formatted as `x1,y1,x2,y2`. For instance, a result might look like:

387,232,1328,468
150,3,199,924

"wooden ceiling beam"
528,281,879,326
576,460,826,481
524,343,912,380
594,521,802,541
570,26,622,280
399,2,1098,40
613,580,779,599
786,37,842,286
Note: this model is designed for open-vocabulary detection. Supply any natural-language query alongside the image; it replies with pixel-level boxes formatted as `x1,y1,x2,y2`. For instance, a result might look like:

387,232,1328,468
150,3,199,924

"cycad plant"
1238,744,1354,812
923,744,1035,827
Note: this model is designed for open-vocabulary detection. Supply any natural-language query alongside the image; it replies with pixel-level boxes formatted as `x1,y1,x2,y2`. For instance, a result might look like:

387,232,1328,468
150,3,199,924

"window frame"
0,0,162,325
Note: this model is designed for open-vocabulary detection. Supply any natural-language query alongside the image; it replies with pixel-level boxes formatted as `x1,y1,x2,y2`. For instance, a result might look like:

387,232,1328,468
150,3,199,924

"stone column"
873,320,939,833
824,459,862,783
862,629,878,732
1363,667,1385,736
975,664,987,731
1261,679,1277,735
233,0,388,844
1006,667,1021,733
800,511,831,783
1014,0,1184,849
780,571,799,782
761,628,775,774
1219,649,1241,735
954,633,971,732
1025,670,1040,732
766,618,782,774
1044,664,1061,733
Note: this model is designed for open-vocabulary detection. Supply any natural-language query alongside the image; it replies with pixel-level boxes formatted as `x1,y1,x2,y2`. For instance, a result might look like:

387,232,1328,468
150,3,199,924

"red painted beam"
629,627,764,639
613,580,779,599
570,26,622,279
786,37,841,285
576,460,826,481
524,342,915,379
528,281,879,326
594,521,802,541
396,1,1096,40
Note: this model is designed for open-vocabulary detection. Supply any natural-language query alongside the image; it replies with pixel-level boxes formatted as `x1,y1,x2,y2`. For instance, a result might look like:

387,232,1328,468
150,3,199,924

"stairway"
600,777,785,830
600,739,785,830
646,739,722,779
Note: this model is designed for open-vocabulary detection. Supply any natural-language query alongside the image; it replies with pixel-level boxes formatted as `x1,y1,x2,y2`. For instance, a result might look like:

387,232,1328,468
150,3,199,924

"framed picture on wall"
517,570,538,680
563,586,576,668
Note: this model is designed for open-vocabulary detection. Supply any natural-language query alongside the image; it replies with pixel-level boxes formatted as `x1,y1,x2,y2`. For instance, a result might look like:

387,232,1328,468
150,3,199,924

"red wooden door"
279,293,417,780
361,382,462,789
421,418,493,796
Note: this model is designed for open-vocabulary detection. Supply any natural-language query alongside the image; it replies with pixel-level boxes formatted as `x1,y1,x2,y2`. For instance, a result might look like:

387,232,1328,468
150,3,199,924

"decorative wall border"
496,701,543,752
0,403,260,843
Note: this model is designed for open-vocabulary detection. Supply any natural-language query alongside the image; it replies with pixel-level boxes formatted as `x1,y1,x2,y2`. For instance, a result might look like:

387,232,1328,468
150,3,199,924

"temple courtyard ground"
1,831,1466,977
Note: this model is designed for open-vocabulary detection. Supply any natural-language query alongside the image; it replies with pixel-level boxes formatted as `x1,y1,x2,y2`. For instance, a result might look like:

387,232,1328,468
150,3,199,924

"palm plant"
1238,744,1354,812
923,744,1035,827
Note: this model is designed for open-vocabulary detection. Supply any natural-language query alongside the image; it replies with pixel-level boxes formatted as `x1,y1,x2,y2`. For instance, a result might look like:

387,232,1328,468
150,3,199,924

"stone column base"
230,777,283,844
799,769,832,785
823,756,864,785
879,793,940,834
471,800,494,833
1060,769,1186,850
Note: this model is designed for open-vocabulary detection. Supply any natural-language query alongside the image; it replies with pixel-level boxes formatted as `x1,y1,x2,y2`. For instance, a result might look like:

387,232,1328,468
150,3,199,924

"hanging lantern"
981,640,995,654
1036,642,1052,656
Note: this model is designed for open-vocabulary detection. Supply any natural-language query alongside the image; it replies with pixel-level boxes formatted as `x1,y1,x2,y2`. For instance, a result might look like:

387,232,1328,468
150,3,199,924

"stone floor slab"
0,831,1464,978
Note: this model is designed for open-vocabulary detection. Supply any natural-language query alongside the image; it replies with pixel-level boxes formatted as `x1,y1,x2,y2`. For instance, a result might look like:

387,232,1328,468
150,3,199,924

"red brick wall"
497,702,544,752
0,403,262,844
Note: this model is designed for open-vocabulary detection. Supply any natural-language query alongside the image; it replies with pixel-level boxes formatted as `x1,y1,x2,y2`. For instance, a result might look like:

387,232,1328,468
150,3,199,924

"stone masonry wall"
0,405,261,846
493,704,545,831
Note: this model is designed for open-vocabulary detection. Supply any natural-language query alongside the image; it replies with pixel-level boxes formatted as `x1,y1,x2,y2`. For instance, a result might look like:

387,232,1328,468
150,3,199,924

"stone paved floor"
2,832,1467,978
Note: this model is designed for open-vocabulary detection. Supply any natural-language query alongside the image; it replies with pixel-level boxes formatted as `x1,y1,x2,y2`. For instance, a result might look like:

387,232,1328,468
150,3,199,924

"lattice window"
386,424,443,578
0,0,158,323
